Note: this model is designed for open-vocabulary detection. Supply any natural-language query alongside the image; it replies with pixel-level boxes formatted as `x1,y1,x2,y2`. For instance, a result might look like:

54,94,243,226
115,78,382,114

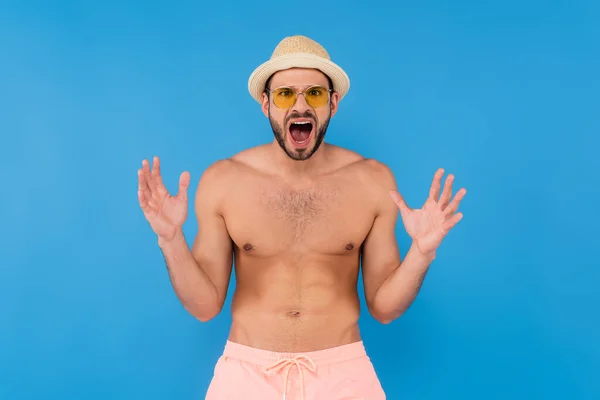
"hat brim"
247,53,350,103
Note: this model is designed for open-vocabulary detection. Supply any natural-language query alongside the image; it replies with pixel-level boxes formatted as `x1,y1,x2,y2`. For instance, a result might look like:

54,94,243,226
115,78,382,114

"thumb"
389,190,410,216
177,171,191,200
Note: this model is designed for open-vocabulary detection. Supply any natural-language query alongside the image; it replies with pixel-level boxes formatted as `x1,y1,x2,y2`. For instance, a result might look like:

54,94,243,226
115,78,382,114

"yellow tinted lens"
305,86,329,107
272,87,296,109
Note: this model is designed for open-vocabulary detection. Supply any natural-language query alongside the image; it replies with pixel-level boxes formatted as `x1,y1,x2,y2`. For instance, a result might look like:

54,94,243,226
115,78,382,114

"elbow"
183,299,223,323
375,315,394,325
370,308,397,325
196,314,216,323
189,306,221,322
368,298,404,325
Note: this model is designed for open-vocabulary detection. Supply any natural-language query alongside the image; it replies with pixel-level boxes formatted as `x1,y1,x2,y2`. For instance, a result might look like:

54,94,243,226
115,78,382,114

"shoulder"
356,158,396,185
327,145,395,182
340,152,397,191
230,145,271,169
194,146,270,204
199,145,268,183
193,159,233,211
193,157,244,211
324,143,364,166
326,145,398,213
197,158,237,187
347,157,398,216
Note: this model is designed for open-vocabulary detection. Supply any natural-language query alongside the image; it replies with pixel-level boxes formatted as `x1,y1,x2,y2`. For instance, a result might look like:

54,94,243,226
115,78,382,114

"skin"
137,67,466,352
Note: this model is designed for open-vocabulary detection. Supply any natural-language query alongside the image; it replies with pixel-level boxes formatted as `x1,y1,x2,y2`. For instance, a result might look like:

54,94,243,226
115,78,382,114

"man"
137,35,466,399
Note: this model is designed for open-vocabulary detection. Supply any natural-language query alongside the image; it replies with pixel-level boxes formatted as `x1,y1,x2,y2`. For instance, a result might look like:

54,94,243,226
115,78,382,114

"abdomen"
228,254,362,352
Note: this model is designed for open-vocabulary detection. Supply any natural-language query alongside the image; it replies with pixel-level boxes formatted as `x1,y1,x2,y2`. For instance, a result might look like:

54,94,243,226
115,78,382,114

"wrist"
410,241,437,264
158,228,185,249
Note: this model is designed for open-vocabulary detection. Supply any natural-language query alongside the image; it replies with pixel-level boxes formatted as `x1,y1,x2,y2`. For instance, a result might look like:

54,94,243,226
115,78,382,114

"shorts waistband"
222,340,368,367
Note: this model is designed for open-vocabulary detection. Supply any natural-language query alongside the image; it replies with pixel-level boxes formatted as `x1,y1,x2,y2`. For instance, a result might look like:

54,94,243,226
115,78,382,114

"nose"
292,92,311,113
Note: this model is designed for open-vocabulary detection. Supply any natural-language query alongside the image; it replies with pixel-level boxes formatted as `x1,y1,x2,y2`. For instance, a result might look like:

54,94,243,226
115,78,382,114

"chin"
270,115,328,161
287,146,315,161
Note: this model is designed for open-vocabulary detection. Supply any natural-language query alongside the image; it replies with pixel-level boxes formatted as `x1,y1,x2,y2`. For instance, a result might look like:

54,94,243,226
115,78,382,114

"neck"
269,140,329,179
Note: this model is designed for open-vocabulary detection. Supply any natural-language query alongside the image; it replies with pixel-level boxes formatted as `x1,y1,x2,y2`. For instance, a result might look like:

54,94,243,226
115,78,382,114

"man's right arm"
158,160,233,322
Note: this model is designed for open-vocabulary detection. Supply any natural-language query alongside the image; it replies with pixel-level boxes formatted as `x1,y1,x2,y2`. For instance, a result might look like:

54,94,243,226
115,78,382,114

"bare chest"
223,180,375,256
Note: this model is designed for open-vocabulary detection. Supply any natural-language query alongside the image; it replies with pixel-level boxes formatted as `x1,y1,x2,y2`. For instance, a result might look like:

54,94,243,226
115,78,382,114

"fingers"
443,212,463,232
177,171,191,201
137,168,154,212
140,159,157,204
153,156,169,198
428,168,445,200
140,159,153,194
145,157,159,194
389,190,410,217
438,174,454,210
138,156,190,207
151,156,162,184
443,187,467,217
139,156,169,200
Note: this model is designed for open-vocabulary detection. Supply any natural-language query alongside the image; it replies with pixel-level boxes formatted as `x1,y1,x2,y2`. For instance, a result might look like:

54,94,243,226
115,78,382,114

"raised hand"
389,168,466,256
137,156,191,242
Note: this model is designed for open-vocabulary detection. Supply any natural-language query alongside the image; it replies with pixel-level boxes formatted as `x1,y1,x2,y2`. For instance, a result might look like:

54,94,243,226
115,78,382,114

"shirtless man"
137,36,466,399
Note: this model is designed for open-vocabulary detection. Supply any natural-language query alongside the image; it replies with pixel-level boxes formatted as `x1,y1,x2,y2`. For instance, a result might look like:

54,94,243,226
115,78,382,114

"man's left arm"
361,162,465,324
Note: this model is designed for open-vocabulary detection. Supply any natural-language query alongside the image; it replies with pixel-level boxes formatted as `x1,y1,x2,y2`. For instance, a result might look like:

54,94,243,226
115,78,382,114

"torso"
220,144,380,352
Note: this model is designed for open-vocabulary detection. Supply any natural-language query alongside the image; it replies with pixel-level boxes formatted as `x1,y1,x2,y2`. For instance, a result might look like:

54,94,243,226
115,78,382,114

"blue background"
1,1,598,399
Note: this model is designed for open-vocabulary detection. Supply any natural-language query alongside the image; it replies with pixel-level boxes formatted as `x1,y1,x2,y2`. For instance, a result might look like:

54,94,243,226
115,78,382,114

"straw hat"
247,35,350,103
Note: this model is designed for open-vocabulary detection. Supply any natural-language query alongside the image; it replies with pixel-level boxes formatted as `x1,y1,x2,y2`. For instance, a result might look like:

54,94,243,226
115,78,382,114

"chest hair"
264,184,340,241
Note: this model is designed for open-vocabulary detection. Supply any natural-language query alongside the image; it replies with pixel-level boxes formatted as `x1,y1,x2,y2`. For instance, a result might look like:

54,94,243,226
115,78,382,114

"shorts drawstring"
264,355,316,400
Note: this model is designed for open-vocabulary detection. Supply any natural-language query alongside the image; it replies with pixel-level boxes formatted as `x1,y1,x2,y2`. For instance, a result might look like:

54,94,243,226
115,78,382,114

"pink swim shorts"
205,340,386,399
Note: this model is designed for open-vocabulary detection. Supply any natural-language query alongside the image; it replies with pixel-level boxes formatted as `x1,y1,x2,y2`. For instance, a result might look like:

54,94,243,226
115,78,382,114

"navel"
286,310,301,318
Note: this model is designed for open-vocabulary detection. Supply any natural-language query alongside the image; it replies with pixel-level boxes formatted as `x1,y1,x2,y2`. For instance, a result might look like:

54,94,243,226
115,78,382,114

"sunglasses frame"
265,85,332,109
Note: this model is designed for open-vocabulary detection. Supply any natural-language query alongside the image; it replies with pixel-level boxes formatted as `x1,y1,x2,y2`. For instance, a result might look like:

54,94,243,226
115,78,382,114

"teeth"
292,121,311,125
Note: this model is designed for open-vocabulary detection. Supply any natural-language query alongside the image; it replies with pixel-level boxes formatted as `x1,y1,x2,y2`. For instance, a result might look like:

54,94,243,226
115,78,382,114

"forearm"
371,243,436,324
158,230,220,322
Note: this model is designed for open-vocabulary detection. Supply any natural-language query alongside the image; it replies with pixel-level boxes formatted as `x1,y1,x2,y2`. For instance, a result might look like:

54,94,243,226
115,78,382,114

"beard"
268,108,331,161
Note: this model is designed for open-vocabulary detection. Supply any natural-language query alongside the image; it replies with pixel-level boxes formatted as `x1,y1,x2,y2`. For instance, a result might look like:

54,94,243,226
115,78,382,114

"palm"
390,169,466,256
137,157,191,241
143,191,187,236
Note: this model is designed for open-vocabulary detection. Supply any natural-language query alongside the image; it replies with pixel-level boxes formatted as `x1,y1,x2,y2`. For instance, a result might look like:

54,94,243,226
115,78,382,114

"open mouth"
288,120,314,147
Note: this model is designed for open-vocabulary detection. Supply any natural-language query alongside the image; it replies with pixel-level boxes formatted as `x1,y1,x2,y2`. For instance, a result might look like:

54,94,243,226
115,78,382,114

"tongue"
290,124,311,142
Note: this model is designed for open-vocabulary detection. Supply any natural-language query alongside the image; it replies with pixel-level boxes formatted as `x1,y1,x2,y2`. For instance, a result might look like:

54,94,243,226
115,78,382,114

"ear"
329,91,340,118
261,92,270,118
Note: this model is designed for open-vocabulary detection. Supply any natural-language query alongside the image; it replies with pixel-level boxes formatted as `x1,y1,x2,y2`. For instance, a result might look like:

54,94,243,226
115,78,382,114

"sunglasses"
267,85,332,109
